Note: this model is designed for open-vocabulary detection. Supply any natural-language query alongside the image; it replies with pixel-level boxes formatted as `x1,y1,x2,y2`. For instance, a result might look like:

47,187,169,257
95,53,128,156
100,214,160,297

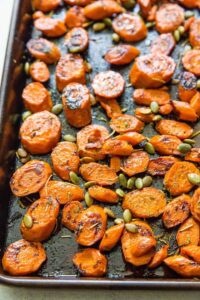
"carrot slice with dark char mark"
88,185,118,204
115,132,146,146
98,97,122,118
133,88,170,106
148,245,169,269
181,245,200,263
62,201,83,231
189,19,200,48
164,255,200,278
104,45,140,65
34,17,67,38
121,151,149,177
182,49,200,77
190,188,200,223
73,248,107,277
110,114,144,133
32,0,61,12
185,148,200,163
65,27,89,53
102,138,133,156
176,217,200,247
172,100,198,122
65,6,87,28
10,160,52,197
155,120,193,140
84,0,123,20
2,239,46,276
99,223,124,252
30,61,50,83
178,71,197,102
149,135,182,156
150,33,176,56
147,156,179,176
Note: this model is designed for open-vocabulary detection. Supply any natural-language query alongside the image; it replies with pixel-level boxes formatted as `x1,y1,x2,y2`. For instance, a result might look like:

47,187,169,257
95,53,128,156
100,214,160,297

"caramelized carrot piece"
190,92,200,116
80,162,118,186
73,248,107,277
20,197,59,242
32,0,61,12
102,139,133,156
191,188,200,223
123,187,166,218
99,98,122,118
110,156,121,172
159,103,173,115
10,160,52,197
22,82,52,113
137,0,153,19
133,88,170,106
156,120,193,140
110,114,144,133
189,19,200,48
172,100,198,122
149,135,182,156
2,239,46,276
147,156,179,176
88,185,118,204
65,6,87,28
147,4,157,21
178,0,200,8
181,245,200,264
148,245,169,269
30,61,50,83
20,111,61,154
164,162,200,196
185,148,200,163
62,201,83,231
184,16,195,32
182,49,200,77
64,0,93,6
104,45,140,65
135,107,155,123
64,27,89,53
84,0,123,20
178,71,197,102
121,151,149,177
150,33,175,56
99,223,124,252
164,255,200,278
177,217,200,247
32,11,45,20
39,180,84,204
34,17,67,38
76,205,107,246
115,132,146,146
51,141,80,181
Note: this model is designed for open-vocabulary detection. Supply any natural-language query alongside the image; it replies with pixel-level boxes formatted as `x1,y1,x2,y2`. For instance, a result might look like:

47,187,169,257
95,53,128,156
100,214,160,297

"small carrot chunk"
133,88,170,106
102,139,133,156
164,255,200,278
110,156,121,173
99,223,124,252
84,0,123,20
88,185,118,204
172,100,198,122
99,98,122,118
110,114,144,133
176,217,200,247
156,120,193,140
104,45,140,65
189,19,200,48
30,61,50,83
121,151,149,177
147,156,179,176
65,6,87,28
148,245,169,269
62,201,83,231
34,17,67,38
115,132,146,146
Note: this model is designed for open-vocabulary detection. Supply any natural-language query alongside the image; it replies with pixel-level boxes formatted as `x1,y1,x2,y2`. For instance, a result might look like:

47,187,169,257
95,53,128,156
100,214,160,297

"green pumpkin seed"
23,215,33,228
93,22,106,32
90,94,97,106
183,45,192,55
51,104,63,115
125,223,138,233
135,178,143,190
118,173,127,188
196,79,200,89
123,209,132,223
112,33,120,43
123,0,135,9
116,188,125,198
184,11,194,19
68,46,81,53
191,130,200,138
69,171,80,185
22,111,32,121
188,173,200,185
104,207,116,218
84,181,96,188
84,192,93,207
80,157,95,163
63,134,76,142
146,22,155,29
174,30,180,42
142,108,152,115
177,143,192,153
178,26,185,35
83,21,93,28
114,218,124,225
142,175,153,187
171,78,180,85
17,148,28,158
183,139,196,145
24,62,30,75
21,156,31,164
153,115,162,122
144,142,155,155
103,18,112,27
85,61,92,73
150,101,159,113
127,177,136,189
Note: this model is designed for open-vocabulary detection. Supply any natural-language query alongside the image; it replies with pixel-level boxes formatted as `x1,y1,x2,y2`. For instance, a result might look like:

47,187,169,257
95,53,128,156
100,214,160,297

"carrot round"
121,151,149,177
190,92,200,117
65,6,87,28
115,132,146,146
147,156,179,176
62,201,83,231
84,0,123,20
32,0,61,12
30,61,50,83
99,223,124,252
104,45,140,65
176,217,200,247
110,114,144,133
133,88,170,106
65,27,89,53
185,148,200,163
34,17,67,38
99,98,122,118
178,0,200,8
2,239,46,276
64,0,93,6
182,49,200,77
156,120,193,140
172,100,198,122
10,160,52,197
110,156,121,173
181,245,200,264
150,135,182,156
102,139,133,156
189,19,200,48
178,71,197,103
150,33,175,56
137,0,153,19
32,11,45,20
148,245,169,269
135,107,155,123
164,255,200,278
88,185,118,204
191,188,200,223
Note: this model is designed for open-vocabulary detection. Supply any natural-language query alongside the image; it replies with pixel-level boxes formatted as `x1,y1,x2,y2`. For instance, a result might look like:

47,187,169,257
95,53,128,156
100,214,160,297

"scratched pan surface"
0,0,200,288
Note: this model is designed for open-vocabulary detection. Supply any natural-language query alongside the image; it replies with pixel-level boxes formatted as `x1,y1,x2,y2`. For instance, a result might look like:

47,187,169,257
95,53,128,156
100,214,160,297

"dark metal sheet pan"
1,0,200,288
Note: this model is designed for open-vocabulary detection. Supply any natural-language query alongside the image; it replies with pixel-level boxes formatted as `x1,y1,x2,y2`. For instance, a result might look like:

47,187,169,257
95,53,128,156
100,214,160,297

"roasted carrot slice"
178,71,197,102
27,38,61,64
65,6,87,28
133,88,170,106
178,0,200,8
162,194,191,229
189,19,200,48
10,160,52,197
150,135,182,156
64,0,93,6
77,124,109,160
190,92,200,116
51,141,80,181
62,201,83,231
110,114,144,133
39,180,84,204
137,0,153,19
172,100,198,122
135,107,155,123
84,0,123,20
164,255,200,278
150,33,175,56
121,151,149,177
159,103,173,115
122,187,166,218
22,82,52,113
80,162,118,186
184,16,195,32
164,162,200,196
185,148,200,163
112,13,147,42
34,17,67,38
156,120,193,140
191,188,200,223
32,0,61,12
104,45,140,65
177,217,200,247
115,132,146,146
73,248,107,277
92,71,125,99
76,205,107,246
20,111,61,154
130,54,176,88
182,49,200,77
64,27,89,53
148,245,169,269
88,185,118,204
30,61,50,83
99,98,122,118
181,245,200,263
102,139,133,156
20,197,59,242
62,83,91,128
99,223,124,252
32,11,45,20
155,3,184,33
2,239,46,276
147,156,179,176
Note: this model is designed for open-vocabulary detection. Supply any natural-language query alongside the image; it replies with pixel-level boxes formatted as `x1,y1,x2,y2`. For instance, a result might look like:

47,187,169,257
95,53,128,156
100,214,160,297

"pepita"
123,209,132,223
135,178,143,190
144,142,155,155
188,173,200,185
118,173,127,188
104,207,116,218
125,223,138,233
69,171,80,185
93,22,106,32
51,104,63,115
150,101,159,113
23,215,33,228
84,192,93,207
177,143,192,154
142,175,153,187
63,134,76,142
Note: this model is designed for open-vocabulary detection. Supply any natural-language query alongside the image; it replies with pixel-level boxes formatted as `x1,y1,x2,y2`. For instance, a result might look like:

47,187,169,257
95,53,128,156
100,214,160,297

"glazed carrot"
64,0,93,6
39,180,84,204
178,0,200,8
184,16,195,32
182,49,200,77
77,124,109,160
172,100,198,122
64,27,89,53
80,162,118,186
162,194,191,229
32,0,61,12
110,156,121,173
73,248,107,277
190,92,200,116
65,6,87,28
29,61,50,83
110,114,144,133
147,156,179,176
20,197,59,242
135,107,155,123
164,255,200,278
102,139,133,156
181,246,200,264
62,201,83,231
88,185,118,204
123,187,166,218
99,223,124,252
137,0,153,19
191,188,200,223
2,239,46,276
22,82,52,113
20,111,61,154
155,120,193,140
189,19,200,48
84,0,123,20
27,38,61,64
10,160,52,197
104,45,140,65
164,162,200,196
133,88,170,106
34,17,67,38
148,245,169,269
178,71,197,102
159,103,173,115
130,54,176,88
155,3,184,33
32,11,45,20
147,4,157,21
98,98,122,118
150,33,175,56
51,141,80,181
76,205,107,246
62,83,91,128
112,13,147,42
92,71,125,99
115,132,146,146
149,135,182,156
176,217,200,247
121,151,149,177
185,148,200,163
